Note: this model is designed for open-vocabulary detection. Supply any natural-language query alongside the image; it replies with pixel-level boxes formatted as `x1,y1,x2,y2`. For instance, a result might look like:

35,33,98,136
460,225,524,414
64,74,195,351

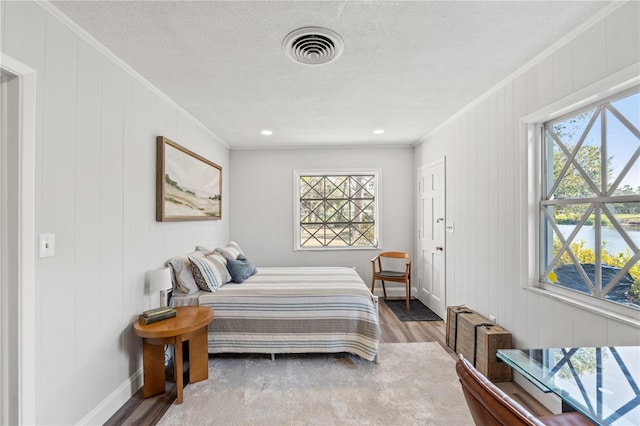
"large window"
294,170,379,250
540,89,640,310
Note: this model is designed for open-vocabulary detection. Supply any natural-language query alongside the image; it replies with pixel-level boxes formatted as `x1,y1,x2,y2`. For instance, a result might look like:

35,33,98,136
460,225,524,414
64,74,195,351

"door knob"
436,218,444,223
436,246,444,251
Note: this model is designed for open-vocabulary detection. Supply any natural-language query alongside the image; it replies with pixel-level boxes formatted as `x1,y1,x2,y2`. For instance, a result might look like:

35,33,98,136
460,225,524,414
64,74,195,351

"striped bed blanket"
172,266,380,361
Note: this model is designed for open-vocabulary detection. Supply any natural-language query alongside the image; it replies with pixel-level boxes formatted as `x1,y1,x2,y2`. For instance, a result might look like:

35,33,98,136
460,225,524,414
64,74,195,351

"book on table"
139,308,177,324
142,306,174,318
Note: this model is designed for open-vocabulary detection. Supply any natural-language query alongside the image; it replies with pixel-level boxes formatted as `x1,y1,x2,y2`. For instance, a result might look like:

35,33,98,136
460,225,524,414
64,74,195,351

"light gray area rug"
158,342,474,425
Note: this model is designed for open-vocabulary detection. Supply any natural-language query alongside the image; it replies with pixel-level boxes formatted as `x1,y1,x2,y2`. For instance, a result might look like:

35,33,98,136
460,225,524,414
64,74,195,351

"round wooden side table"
133,306,213,404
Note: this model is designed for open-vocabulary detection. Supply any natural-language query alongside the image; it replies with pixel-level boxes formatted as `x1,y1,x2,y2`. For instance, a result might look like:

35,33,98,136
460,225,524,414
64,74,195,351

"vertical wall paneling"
450,120,461,305
74,39,104,414
537,296,555,348
38,15,79,424
99,58,127,400
552,42,574,101
504,80,518,338
119,73,137,381
573,309,608,347
572,20,607,91
607,319,640,347
415,2,640,368
122,80,153,384
526,291,540,348
451,114,463,306
495,87,507,325
3,2,231,423
460,112,471,308
476,101,490,314
147,94,165,256
605,1,640,75
553,300,575,347
526,68,540,114
124,79,151,308
503,82,515,335
511,74,529,349
468,109,479,309
487,95,498,320
536,56,554,108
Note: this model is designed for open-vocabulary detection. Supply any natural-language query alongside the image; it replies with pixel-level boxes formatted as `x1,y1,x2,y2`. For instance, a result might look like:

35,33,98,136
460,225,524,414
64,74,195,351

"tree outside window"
540,89,640,309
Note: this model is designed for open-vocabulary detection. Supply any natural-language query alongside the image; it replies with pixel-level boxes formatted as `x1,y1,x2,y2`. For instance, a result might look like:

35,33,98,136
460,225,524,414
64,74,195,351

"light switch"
39,233,55,258
446,222,455,234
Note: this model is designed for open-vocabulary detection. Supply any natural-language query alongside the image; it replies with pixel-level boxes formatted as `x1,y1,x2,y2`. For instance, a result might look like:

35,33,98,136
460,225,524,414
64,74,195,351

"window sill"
527,285,640,329
295,246,380,251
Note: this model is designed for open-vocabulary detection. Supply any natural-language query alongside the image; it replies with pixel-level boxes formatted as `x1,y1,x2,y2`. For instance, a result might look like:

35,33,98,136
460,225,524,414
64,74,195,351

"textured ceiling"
51,1,612,149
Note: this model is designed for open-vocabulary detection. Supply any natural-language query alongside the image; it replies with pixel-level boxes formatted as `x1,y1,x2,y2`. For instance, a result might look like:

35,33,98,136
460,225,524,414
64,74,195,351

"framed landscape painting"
156,136,222,221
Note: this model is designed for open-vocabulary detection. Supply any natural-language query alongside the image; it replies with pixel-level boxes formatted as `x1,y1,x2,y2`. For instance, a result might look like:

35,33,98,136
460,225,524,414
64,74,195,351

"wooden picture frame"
156,136,222,221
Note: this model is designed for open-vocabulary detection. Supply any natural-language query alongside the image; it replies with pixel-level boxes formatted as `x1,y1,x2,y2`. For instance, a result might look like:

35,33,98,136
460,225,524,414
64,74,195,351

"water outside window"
541,90,640,310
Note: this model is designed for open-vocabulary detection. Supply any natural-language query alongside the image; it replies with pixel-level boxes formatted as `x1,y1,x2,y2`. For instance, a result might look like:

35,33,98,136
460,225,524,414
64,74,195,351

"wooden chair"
455,354,592,426
370,251,411,311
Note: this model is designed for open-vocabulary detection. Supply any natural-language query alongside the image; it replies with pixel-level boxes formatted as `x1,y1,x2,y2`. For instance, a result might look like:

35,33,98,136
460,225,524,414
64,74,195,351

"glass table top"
497,346,640,426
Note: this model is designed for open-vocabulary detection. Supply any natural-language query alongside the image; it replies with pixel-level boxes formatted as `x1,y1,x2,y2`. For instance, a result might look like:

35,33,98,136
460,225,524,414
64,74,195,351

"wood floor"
105,299,550,425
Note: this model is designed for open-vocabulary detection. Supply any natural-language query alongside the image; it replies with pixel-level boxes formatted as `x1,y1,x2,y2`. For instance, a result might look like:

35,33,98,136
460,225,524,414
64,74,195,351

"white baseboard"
77,369,143,425
372,287,416,299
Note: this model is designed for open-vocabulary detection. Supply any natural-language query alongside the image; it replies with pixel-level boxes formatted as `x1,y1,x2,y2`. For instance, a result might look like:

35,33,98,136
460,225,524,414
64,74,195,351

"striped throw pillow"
188,253,231,292
215,241,245,260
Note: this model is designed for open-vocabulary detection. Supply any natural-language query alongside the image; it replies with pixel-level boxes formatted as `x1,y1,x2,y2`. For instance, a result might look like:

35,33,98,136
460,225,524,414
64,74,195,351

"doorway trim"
0,52,37,425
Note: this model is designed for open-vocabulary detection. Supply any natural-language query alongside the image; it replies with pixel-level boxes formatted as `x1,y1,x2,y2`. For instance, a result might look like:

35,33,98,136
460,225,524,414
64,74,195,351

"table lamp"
149,267,172,307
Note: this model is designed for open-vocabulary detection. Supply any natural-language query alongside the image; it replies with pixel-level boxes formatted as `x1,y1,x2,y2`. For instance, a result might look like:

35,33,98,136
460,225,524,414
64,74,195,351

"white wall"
230,147,414,286
2,0,637,422
415,2,640,350
1,1,230,424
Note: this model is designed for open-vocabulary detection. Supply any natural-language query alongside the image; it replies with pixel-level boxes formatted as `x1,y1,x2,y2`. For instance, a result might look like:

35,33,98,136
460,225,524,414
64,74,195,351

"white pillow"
188,252,232,292
215,241,245,260
168,251,204,295
195,244,216,254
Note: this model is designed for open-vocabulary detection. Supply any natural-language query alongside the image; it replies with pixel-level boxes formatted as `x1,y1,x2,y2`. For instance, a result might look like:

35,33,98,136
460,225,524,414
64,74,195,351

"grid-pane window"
295,171,378,249
540,89,640,310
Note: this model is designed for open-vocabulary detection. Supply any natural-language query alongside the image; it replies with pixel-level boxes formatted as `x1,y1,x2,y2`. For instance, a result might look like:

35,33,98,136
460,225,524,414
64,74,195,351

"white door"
418,159,446,319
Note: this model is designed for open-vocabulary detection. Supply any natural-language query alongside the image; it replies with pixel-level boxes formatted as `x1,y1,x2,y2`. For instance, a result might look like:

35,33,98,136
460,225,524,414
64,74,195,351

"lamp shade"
149,267,172,292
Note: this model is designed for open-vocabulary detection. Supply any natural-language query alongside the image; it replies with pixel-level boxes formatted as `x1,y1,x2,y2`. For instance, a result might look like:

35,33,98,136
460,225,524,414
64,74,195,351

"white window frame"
540,88,640,300
524,69,640,326
293,169,381,251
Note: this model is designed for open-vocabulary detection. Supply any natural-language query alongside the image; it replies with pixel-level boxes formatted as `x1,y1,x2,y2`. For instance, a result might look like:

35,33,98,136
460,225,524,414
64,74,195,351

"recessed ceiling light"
261,129,273,136
373,129,385,135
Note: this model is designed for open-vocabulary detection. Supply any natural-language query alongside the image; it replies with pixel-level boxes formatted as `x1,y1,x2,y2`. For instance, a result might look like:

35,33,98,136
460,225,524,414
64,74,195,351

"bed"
170,265,380,362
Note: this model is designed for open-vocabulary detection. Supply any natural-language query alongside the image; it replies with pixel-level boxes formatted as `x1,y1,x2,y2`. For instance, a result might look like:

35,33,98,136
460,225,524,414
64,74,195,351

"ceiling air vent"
283,27,344,65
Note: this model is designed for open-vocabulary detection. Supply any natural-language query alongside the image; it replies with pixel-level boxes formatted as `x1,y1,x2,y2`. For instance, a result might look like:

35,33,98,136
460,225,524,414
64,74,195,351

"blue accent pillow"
227,256,257,283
